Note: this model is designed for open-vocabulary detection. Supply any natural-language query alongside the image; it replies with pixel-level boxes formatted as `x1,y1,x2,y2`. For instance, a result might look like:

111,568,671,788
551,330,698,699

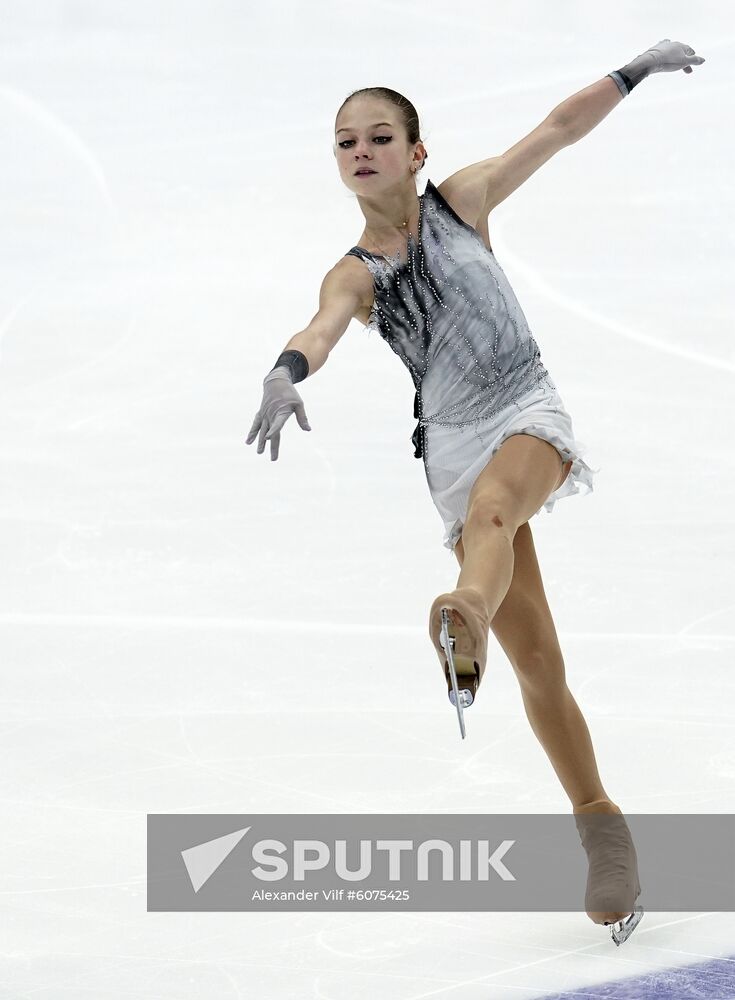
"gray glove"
620,39,705,89
245,367,311,461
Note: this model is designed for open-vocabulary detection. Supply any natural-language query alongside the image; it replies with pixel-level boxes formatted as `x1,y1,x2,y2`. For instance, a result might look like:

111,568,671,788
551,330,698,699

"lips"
355,169,376,175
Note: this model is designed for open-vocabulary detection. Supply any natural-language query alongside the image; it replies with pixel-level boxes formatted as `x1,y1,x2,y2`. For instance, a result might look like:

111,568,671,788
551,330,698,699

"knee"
512,646,567,695
464,493,517,540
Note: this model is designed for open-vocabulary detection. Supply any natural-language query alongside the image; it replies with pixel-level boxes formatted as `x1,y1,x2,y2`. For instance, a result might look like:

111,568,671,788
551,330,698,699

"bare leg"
454,516,639,927
516,669,612,808
455,523,612,810
452,434,570,623
456,503,516,624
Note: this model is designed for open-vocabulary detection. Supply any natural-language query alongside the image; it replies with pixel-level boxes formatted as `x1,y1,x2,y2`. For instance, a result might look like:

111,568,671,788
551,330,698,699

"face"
333,99,423,190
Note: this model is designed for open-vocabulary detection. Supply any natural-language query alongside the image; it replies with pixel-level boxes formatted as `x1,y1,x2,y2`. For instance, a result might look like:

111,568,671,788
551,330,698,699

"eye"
338,136,392,149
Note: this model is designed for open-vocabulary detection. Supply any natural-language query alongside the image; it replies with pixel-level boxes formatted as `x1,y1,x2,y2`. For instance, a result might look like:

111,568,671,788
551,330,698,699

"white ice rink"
2,2,734,997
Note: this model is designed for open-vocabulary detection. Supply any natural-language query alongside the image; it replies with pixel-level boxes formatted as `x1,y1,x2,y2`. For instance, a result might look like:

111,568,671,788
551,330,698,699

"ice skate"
429,587,491,738
573,799,644,946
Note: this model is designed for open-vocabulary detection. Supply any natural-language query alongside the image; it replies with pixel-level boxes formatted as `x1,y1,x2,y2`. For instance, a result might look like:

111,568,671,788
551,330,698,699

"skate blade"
608,904,644,946
440,615,478,706
440,608,475,740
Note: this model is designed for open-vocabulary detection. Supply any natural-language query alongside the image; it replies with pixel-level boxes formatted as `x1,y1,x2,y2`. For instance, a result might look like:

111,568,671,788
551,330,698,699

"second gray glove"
245,367,311,462
621,38,705,89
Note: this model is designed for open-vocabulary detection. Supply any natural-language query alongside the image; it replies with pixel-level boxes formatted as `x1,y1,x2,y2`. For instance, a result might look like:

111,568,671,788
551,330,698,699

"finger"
246,414,262,444
270,430,280,461
257,422,270,454
293,403,311,430
683,65,692,74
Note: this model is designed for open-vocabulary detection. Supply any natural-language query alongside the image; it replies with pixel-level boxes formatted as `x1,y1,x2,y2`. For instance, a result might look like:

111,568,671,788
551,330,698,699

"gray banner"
146,813,735,912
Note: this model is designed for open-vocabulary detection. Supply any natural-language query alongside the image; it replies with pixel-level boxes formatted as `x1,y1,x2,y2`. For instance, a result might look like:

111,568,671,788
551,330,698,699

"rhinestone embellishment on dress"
345,179,553,461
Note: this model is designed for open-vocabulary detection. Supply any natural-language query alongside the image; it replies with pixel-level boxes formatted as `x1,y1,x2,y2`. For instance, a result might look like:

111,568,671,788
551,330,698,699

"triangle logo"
181,826,251,893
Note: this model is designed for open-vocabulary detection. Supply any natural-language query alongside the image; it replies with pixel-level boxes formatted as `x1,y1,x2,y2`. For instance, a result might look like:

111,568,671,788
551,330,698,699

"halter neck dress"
345,178,597,553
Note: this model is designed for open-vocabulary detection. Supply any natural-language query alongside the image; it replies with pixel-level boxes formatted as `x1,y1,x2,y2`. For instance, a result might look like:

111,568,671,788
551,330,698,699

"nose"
352,138,373,156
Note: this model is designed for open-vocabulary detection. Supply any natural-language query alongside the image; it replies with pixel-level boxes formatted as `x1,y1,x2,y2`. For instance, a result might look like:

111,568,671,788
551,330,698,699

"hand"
626,39,705,85
245,368,311,461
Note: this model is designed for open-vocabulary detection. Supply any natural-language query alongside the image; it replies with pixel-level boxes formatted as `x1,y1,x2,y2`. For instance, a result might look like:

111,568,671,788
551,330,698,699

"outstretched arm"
555,39,706,142
440,39,706,219
551,75,623,142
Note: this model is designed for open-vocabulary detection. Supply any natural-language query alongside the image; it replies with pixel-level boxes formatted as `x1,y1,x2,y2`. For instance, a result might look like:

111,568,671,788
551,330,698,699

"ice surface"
1,3,733,997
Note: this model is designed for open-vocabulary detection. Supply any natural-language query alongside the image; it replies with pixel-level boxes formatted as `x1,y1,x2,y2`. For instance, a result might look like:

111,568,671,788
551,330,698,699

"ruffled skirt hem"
424,385,600,553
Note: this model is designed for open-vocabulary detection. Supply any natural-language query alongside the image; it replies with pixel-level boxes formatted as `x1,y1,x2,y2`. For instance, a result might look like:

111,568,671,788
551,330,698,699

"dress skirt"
423,380,598,553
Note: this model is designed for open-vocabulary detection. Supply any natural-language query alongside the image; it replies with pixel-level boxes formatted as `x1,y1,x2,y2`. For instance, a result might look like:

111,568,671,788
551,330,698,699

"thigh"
465,433,570,532
454,520,563,666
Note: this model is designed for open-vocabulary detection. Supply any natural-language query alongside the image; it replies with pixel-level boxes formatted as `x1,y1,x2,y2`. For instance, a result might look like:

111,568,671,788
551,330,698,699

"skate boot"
429,587,491,738
573,798,644,946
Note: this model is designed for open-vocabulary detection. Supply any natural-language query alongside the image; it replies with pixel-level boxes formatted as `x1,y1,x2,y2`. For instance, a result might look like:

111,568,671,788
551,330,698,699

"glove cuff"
266,349,309,384
610,51,656,95
607,70,632,97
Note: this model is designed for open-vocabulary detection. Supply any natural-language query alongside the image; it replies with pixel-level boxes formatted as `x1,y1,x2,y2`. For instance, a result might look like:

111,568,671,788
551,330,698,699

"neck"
359,181,420,236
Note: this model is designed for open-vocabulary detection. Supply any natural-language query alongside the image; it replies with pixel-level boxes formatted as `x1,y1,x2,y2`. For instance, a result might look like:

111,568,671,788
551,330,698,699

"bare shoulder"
331,253,375,326
436,174,494,254
436,171,488,227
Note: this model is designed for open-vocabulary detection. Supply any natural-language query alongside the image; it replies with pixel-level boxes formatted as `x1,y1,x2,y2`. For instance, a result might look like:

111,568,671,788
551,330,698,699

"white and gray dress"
345,178,597,554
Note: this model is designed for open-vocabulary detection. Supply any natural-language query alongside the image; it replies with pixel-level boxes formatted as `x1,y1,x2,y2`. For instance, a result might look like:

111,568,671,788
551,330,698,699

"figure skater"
246,39,705,942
